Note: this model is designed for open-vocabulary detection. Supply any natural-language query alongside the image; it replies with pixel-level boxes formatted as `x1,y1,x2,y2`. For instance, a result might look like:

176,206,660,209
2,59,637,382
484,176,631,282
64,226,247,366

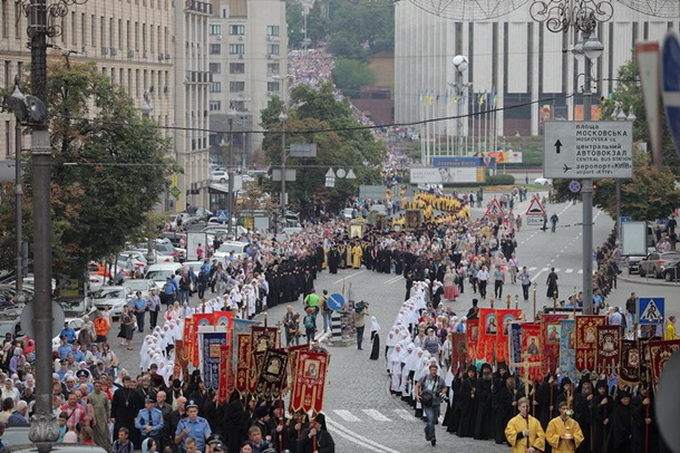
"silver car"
639,251,680,278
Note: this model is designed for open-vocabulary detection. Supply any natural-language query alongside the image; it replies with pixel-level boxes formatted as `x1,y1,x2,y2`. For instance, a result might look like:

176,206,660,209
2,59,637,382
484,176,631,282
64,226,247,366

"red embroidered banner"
286,344,310,391
520,322,542,382
541,314,569,375
575,316,606,372
479,308,498,363
495,309,522,363
648,339,680,387
182,317,196,368
252,326,280,352
466,319,480,362
218,343,234,404
173,340,189,381
619,340,640,388
247,350,266,394
213,311,235,330
451,332,467,371
192,313,214,366
235,333,251,393
290,350,329,414
596,325,621,374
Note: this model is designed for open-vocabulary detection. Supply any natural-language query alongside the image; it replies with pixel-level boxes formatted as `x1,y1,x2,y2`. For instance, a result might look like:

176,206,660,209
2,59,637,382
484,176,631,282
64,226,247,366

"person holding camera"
351,301,370,350
415,364,447,446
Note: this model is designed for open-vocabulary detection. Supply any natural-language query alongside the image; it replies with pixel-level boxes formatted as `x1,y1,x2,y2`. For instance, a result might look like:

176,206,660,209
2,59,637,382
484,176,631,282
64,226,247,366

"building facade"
394,2,678,161
207,0,288,170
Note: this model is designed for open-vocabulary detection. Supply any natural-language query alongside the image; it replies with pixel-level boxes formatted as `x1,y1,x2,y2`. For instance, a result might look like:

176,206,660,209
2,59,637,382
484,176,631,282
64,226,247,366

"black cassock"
609,401,632,453
473,377,493,440
492,384,514,444
456,378,477,437
111,387,144,448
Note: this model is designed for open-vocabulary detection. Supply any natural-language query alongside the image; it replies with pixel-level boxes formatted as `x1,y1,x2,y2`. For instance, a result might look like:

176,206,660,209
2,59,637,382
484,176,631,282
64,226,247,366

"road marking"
393,408,415,421
531,268,549,283
554,268,560,273
333,269,366,285
528,267,537,271
385,275,404,285
565,269,574,273
578,270,584,274
333,410,361,422
363,409,391,421
326,417,399,453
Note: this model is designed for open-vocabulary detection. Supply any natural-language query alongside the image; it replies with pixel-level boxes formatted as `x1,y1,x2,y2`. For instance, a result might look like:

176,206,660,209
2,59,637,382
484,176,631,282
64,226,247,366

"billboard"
433,156,495,168
410,167,485,184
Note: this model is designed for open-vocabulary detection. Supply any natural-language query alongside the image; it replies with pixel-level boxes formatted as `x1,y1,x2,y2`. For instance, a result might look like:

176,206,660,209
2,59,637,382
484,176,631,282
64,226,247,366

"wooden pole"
533,284,537,322
553,292,557,312
506,295,511,309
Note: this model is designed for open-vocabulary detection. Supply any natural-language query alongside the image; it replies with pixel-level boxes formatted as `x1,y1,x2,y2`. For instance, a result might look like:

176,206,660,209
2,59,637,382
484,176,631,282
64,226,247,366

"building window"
209,43,221,55
229,63,245,74
266,25,279,37
209,24,221,35
267,63,280,75
209,62,221,74
210,82,221,92
229,81,245,92
229,24,245,35
232,100,246,112
266,44,279,55
267,81,280,92
209,101,221,111
229,44,245,55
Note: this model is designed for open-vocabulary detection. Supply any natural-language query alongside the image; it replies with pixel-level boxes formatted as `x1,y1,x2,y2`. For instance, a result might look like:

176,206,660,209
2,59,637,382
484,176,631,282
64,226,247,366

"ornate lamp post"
278,110,288,222
449,55,471,156
141,91,156,266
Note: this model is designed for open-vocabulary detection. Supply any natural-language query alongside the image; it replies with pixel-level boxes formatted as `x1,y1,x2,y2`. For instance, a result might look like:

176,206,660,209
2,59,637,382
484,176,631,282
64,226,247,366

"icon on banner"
484,199,505,218
525,197,546,216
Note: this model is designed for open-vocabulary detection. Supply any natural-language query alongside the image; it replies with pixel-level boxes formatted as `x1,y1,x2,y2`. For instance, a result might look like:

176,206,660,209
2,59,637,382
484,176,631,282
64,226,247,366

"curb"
618,274,680,287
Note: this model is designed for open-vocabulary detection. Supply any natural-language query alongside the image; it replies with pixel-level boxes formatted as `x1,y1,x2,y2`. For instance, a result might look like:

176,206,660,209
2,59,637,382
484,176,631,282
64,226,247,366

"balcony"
185,70,213,84
185,0,212,15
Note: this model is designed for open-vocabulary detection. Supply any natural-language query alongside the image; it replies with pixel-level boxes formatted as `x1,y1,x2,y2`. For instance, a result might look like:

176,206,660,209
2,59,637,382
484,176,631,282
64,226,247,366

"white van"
144,262,183,287
213,240,249,260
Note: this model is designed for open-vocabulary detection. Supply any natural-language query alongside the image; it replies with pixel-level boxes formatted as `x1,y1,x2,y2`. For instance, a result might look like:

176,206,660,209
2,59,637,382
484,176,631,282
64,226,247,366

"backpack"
303,315,315,330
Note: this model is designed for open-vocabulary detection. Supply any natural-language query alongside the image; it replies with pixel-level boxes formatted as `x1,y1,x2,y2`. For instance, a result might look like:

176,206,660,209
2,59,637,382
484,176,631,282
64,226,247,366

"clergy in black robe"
536,374,558,429
574,378,594,453
111,376,144,449
554,377,574,419
610,390,632,453
327,246,339,274
457,366,478,438
224,392,245,453
473,363,494,440
592,380,613,453
443,369,463,434
492,370,515,444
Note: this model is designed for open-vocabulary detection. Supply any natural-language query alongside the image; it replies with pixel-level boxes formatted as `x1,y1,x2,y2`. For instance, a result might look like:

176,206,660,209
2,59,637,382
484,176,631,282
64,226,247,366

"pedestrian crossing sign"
216,210,229,222
484,199,505,218
638,297,665,325
525,197,546,216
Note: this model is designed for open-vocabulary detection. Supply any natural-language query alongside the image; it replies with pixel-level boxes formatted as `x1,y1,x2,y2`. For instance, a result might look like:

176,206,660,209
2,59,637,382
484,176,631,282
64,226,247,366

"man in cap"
174,400,211,453
76,369,93,393
135,395,164,446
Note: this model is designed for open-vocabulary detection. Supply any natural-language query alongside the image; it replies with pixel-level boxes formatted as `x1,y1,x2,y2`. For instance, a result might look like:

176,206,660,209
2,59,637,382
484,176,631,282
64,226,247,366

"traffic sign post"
327,293,346,311
525,197,546,216
216,210,229,223
638,297,665,325
543,121,634,179
568,180,582,193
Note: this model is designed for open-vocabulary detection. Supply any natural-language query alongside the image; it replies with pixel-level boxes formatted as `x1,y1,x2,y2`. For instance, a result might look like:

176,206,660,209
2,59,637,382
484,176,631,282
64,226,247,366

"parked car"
212,240,249,260
533,177,553,186
144,262,183,288
123,279,158,299
92,285,133,319
661,259,680,282
639,251,680,278
210,171,229,183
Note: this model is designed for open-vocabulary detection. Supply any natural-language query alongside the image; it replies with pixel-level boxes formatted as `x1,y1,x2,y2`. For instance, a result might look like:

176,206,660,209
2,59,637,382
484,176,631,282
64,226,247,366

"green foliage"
260,83,385,215
0,62,174,278
332,58,377,98
286,3,305,49
287,2,330,50
486,174,516,185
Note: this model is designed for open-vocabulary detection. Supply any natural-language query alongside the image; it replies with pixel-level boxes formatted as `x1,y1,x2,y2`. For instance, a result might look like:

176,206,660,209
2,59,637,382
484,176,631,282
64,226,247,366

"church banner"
559,319,576,383
252,326,280,352
233,319,257,370
596,325,621,374
290,350,329,415
451,332,467,371
495,309,522,363
287,344,310,391
218,343,234,404
466,319,480,361
509,323,522,373
520,322,542,382
648,339,680,387
619,340,640,388
248,350,267,394
213,311,235,330
541,314,569,375
235,333,251,393
192,313,214,366
182,316,196,368
173,339,189,381
479,308,498,363
575,316,606,372
200,330,228,390
255,348,289,400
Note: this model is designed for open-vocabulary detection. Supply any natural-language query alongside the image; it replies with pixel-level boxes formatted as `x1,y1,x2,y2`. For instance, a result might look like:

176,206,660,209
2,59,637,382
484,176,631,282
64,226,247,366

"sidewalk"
618,273,680,287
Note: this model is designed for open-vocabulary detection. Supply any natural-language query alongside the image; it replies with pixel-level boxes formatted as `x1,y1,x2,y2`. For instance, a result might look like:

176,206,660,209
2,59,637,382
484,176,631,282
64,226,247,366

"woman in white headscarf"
388,342,405,395
385,327,399,371
400,343,415,401
369,316,381,361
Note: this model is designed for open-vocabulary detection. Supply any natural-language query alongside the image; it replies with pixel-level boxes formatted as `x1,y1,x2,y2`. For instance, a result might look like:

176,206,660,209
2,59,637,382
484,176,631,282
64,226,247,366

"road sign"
661,33,680,158
620,216,632,223
359,185,387,200
525,197,546,216
289,143,317,158
271,169,297,182
484,199,505,218
526,216,544,226
568,180,582,193
170,185,181,199
216,210,229,222
543,121,633,179
21,301,65,339
638,297,665,325
327,293,345,311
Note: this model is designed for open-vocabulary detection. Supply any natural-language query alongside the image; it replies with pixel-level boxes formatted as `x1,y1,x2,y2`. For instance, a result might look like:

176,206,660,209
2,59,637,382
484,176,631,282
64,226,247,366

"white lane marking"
578,270,584,274
333,410,361,422
528,267,537,271
565,269,574,273
531,268,549,283
363,409,391,421
384,275,402,285
393,408,415,421
326,417,399,453
333,269,366,285
554,268,560,273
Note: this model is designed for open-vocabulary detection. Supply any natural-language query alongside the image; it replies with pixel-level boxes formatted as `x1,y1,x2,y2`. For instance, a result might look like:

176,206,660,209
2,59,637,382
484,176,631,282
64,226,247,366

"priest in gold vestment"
545,401,584,453
505,397,546,453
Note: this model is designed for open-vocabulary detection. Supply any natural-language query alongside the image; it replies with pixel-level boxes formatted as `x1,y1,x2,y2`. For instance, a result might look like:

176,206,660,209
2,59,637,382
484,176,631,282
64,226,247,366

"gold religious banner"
404,209,423,230
574,316,605,372
235,334,251,393
595,325,621,374
255,348,289,400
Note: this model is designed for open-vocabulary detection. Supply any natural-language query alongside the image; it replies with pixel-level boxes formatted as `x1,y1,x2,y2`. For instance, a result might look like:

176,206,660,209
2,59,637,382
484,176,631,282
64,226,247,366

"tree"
0,61,174,278
286,3,305,50
332,58,377,98
260,83,384,216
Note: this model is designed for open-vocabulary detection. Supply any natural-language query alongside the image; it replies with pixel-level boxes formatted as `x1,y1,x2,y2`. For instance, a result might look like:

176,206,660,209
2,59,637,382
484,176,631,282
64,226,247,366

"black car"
661,259,680,282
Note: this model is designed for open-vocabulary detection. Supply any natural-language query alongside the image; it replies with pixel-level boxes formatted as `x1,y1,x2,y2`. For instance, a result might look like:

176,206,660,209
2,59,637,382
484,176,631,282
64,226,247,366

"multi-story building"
394,2,677,159
0,0,174,169
207,0,288,171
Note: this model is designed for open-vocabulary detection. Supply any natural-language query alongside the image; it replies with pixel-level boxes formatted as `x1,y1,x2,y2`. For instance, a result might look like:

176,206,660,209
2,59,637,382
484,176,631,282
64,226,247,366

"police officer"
174,400,212,452
135,396,164,446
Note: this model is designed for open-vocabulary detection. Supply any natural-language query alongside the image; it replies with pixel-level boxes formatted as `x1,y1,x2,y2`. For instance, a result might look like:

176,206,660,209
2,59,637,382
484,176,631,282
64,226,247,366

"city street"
111,194,679,452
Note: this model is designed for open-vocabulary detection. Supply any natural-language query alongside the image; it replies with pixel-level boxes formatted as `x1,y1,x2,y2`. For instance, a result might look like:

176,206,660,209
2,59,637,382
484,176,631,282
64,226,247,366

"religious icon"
217,317,229,326
584,327,596,344
486,316,498,335
527,337,539,355
548,325,560,342
267,357,282,375
568,331,575,350
198,319,211,326
603,335,615,353
628,349,639,367
256,337,270,353
471,325,479,341
503,315,515,336
304,361,319,379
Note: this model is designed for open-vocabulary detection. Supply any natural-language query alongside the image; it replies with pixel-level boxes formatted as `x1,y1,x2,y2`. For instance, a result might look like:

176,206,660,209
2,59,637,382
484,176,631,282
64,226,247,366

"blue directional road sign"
327,293,345,311
216,210,229,223
638,298,665,325
620,216,632,223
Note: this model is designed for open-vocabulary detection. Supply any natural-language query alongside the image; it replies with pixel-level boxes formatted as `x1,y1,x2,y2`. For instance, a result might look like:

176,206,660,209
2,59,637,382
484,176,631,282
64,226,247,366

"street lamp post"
278,111,288,222
227,107,238,234
7,77,24,292
141,91,156,266
531,0,610,315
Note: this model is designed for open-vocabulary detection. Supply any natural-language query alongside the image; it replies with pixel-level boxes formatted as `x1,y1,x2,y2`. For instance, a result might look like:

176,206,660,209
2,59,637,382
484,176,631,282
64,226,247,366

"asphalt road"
114,192,679,452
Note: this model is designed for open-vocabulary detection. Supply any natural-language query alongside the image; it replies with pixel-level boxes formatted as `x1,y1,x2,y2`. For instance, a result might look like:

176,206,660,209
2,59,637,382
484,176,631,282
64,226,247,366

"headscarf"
370,316,380,333
141,437,155,453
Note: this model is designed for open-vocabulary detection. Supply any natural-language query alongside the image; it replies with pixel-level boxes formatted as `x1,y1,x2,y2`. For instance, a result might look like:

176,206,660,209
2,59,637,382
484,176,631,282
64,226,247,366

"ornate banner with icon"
235,333,251,393
450,332,467,371
596,325,621,374
519,322,542,382
541,314,569,375
495,309,521,363
575,316,606,372
559,319,577,383
218,343,234,404
192,313,214,366
479,308,498,363
649,339,680,387
213,311,234,330
466,319,480,362
199,330,228,390
619,339,640,387
256,348,289,400
290,350,329,414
